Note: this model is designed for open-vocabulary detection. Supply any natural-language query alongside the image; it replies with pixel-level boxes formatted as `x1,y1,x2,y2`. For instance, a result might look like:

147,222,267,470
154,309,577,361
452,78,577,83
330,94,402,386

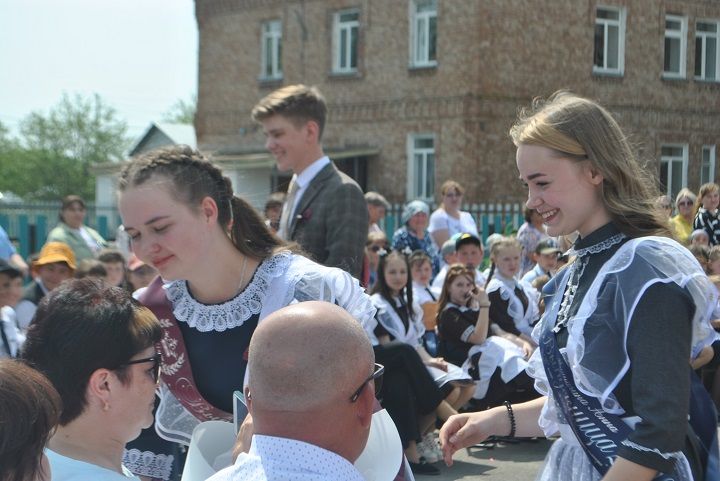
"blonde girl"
484,237,538,353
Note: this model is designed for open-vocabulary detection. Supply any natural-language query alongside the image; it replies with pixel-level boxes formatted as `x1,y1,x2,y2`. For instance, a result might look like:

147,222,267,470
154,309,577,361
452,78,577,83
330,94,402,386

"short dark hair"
251,84,328,140
97,248,126,265
21,278,162,425
74,259,107,279
0,359,61,481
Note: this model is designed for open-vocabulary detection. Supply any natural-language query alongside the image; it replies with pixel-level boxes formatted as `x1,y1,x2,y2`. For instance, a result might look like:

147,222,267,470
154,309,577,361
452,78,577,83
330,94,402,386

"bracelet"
504,401,516,437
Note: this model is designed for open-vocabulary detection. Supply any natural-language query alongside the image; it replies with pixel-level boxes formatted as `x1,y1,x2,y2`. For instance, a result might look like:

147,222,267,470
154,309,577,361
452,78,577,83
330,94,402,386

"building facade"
194,0,720,206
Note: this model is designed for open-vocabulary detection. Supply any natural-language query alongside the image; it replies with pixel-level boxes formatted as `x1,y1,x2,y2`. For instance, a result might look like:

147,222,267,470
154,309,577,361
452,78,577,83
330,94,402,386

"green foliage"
0,94,129,200
162,94,196,124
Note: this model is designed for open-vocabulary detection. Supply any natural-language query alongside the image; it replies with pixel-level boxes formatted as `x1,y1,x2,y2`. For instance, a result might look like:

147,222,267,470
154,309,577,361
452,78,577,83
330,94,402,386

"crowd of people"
0,86,718,481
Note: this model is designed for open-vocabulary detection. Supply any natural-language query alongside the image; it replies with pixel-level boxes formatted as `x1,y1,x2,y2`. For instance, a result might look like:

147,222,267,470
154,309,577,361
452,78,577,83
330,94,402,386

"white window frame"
701,145,717,185
593,5,626,75
695,20,720,82
260,20,282,80
332,9,360,74
407,133,435,201
663,14,687,78
660,144,688,199
409,0,437,68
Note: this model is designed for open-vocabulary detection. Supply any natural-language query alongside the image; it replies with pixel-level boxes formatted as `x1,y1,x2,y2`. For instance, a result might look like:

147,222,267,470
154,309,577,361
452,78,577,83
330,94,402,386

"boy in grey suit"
252,85,367,279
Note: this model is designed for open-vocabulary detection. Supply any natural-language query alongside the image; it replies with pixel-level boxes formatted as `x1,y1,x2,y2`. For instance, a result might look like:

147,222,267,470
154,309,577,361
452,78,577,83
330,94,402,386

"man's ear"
304,120,321,144
356,383,375,429
244,386,253,414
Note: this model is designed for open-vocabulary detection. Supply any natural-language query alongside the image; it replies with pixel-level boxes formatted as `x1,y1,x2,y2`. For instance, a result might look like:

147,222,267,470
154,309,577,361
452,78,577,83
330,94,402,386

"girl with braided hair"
117,145,375,480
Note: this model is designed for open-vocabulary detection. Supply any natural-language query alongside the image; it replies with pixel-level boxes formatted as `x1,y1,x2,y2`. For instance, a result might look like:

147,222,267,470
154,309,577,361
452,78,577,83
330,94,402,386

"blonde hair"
484,236,522,287
510,91,670,239
440,180,465,196
709,245,720,263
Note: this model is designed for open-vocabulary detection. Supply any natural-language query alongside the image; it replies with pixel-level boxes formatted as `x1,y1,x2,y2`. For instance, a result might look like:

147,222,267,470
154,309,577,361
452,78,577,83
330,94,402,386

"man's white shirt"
207,434,365,481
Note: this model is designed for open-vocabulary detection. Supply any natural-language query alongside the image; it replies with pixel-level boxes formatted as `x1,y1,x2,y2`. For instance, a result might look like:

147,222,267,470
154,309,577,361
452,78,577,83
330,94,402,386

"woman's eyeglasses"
678,200,694,207
444,192,462,198
118,352,163,385
369,245,389,253
350,363,384,402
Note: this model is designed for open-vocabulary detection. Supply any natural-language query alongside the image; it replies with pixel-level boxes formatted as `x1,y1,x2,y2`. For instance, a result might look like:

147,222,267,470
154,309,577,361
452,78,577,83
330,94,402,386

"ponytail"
485,263,496,288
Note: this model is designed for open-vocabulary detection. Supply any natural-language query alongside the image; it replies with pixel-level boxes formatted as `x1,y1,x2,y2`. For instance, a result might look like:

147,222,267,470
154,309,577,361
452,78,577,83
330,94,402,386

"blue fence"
1,201,524,260
382,202,524,243
0,202,121,260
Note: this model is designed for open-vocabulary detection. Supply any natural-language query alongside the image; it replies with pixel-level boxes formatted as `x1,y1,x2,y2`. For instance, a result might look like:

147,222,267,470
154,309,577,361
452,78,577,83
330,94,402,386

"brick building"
194,0,720,208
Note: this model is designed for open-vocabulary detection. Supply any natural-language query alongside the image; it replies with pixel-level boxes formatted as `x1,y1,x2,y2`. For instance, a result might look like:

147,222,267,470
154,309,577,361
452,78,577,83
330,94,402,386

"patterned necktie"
279,178,299,240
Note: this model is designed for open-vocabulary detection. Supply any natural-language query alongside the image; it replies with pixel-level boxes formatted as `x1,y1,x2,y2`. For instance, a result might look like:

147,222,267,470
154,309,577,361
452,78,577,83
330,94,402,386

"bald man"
207,301,379,481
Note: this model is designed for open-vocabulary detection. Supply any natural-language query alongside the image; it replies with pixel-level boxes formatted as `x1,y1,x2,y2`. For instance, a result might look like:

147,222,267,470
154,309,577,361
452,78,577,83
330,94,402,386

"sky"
0,0,198,140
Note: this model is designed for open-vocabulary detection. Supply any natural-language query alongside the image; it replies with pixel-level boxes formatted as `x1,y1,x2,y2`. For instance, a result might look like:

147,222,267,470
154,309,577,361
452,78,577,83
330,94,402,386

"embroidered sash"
540,268,681,479
141,277,232,422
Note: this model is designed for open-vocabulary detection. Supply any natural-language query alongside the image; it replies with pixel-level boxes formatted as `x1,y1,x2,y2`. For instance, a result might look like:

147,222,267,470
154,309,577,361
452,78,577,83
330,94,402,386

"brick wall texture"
194,0,720,204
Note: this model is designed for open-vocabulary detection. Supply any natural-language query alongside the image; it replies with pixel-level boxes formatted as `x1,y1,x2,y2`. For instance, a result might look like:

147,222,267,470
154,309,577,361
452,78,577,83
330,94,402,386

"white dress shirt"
288,156,331,220
207,434,365,481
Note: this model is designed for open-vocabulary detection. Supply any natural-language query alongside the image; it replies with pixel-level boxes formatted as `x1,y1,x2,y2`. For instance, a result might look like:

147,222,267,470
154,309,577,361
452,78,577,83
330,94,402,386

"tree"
162,94,196,124
0,93,129,200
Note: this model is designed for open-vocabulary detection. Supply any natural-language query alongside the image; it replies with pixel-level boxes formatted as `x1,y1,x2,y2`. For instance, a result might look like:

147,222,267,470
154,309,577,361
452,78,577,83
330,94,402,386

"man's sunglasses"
369,245,389,253
118,352,163,385
350,363,384,403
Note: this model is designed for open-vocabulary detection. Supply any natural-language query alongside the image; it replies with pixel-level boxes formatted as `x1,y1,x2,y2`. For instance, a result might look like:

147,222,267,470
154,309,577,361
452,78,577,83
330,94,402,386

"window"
664,15,687,78
701,145,717,185
333,9,359,73
407,134,435,200
410,0,437,67
695,20,719,81
660,145,688,201
260,20,282,80
593,6,625,75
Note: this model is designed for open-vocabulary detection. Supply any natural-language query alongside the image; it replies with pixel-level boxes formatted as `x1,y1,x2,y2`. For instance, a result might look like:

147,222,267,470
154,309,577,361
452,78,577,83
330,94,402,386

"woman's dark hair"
97,248,126,265
0,359,61,481
21,278,162,425
371,250,416,321
59,195,85,223
118,145,292,260
74,259,107,279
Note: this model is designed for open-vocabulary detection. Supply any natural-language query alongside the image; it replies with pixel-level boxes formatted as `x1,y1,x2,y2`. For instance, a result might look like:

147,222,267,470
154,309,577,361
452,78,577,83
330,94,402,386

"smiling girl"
116,145,374,480
440,93,718,481
693,183,720,246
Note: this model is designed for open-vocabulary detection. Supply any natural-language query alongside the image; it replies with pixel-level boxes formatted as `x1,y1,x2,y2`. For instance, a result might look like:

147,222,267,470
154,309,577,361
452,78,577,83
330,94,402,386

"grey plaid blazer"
288,162,368,279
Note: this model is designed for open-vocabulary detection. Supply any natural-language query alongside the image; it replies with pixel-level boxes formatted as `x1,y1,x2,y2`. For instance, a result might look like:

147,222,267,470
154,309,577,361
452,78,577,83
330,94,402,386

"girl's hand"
521,341,534,359
426,357,448,372
467,286,490,307
439,411,499,466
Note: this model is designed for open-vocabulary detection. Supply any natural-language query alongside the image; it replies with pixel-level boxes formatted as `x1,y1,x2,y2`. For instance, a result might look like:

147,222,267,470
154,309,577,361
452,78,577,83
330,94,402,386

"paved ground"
416,437,552,481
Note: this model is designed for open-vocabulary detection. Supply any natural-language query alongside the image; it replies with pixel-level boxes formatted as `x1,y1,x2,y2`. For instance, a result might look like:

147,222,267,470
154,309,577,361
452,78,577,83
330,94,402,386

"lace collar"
164,251,292,332
571,223,627,258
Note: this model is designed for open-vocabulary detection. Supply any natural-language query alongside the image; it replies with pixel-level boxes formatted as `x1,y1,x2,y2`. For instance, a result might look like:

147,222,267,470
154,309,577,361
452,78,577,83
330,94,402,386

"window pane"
702,165,710,184
264,37,272,77
426,153,435,197
607,25,619,69
417,0,436,14
660,162,669,193
707,37,717,78
594,24,605,67
597,8,619,20
704,148,712,164
340,31,348,68
428,16,437,61
415,138,434,149
340,11,358,23
696,37,704,76
664,37,680,72
350,28,358,68
662,146,683,157
415,154,423,196
666,19,681,30
670,162,683,196
698,22,717,33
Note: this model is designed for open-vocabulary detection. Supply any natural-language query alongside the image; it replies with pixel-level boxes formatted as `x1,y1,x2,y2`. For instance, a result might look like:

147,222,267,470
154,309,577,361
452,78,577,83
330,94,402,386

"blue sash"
539,268,719,480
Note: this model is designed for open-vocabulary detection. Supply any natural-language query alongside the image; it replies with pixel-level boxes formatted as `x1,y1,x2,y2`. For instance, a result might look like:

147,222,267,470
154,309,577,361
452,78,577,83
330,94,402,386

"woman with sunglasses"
21,277,163,481
670,188,698,245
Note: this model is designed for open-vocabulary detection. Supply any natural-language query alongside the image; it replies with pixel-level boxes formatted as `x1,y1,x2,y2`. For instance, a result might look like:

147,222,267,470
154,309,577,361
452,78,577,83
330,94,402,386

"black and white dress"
528,223,718,481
